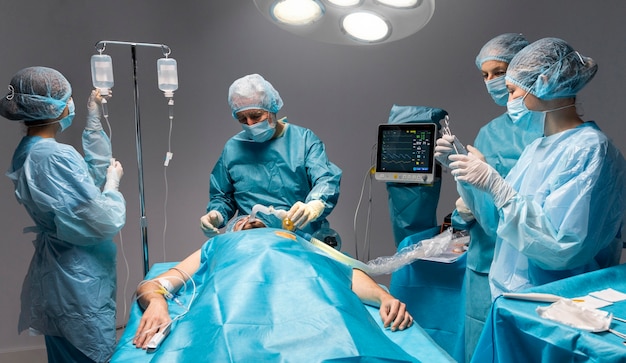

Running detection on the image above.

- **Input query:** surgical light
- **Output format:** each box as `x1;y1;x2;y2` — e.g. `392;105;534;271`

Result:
271;0;323;25
341;12;389;43
328;0;362;7
375;0;420;8
253;0;435;45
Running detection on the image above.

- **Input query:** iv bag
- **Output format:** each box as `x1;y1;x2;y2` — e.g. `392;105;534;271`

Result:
90;54;114;96
157;58;178;97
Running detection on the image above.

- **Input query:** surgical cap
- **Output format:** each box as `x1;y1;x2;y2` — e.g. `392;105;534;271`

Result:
225;214;270;233
228;74;283;119
0;66;72;122
475;33;529;69
226;215;250;233
506;37;597;100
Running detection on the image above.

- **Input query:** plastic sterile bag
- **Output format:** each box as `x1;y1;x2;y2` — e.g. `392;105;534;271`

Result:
536;298;612;332
365;228;456;276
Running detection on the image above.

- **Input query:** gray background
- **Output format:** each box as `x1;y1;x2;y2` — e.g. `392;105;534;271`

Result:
1;0;624;355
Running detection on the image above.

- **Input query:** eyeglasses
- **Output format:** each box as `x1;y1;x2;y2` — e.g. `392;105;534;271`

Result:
236;110;268;124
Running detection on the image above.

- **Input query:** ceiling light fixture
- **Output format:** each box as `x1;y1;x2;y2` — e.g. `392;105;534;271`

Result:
253;0;435;45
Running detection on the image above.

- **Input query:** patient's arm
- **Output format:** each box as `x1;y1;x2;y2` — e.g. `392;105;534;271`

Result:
351;269;413;332
133;249;202;349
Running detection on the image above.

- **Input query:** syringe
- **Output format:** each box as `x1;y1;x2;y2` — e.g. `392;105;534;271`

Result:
441;115;467;155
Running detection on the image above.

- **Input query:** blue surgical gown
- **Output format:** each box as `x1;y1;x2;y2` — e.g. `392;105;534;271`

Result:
451;112;542;362
6;129;126;362
208;119;342;234
462;122;625;298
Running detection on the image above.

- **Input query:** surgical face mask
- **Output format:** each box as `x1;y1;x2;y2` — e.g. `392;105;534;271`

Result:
241;118;275;142
506;92;534;124
58;99;75;132
485;76;509;106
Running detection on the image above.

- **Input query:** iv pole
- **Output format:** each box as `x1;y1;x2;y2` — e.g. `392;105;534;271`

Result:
95;40;172;276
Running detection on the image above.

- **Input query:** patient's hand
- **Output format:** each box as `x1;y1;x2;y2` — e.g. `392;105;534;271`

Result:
379;296;413;332
133;298;171;349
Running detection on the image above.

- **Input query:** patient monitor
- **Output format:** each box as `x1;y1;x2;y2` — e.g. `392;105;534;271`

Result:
375;123;437;184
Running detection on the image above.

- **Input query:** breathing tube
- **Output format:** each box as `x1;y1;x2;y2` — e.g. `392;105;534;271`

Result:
249;204;455;276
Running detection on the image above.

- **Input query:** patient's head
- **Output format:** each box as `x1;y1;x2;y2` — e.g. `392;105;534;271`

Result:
226;215;267;232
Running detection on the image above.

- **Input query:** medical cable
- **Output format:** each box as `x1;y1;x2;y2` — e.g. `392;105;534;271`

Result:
95;96;130;330
352;158;375;260
162;105;174;262
353;143;377;261
117;230;131;332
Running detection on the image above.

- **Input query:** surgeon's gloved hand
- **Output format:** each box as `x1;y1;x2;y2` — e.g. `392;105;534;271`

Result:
287;200;325;229
467;145;486;163
455;197;475;223
104;158;124;192
434;134;456;169
200;210;224;238
449;152;516;208
86;89;104;130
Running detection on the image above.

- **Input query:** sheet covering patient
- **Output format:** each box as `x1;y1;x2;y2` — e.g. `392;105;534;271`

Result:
123;224;416;362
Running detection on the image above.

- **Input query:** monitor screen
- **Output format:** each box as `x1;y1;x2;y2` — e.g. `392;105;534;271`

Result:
375;123;437;184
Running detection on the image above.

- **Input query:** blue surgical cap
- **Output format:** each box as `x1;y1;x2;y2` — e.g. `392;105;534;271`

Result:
228;74;283;119
506;37;598;100
475;33;530;69
226;215;250;233
0;66;72;122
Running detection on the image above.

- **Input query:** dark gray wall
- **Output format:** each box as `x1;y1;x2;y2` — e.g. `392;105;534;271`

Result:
1;0;624;353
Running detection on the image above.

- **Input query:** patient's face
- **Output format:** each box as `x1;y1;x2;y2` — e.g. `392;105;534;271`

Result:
234;216;267;231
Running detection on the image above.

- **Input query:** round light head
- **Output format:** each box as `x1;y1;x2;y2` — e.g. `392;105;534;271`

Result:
271;0;324;25
341;11;390;43
375;0;420;9
327;0;362;7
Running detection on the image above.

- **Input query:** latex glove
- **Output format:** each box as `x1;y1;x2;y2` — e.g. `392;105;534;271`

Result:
434;134;456;169
455;197;475;223
104;158;123;191
449;152;516;208
200;210;224;238
467;145;486;163
86;89;105;130
287;200;325;229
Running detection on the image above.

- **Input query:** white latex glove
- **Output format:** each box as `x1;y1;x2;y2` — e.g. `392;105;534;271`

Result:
467;145;486;163
200;210;224;238
104;158;123;191
86;89;105;130
455;197;475;223
287;200;325;229
434;134;456;169
449;152;516;208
